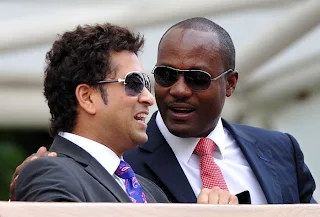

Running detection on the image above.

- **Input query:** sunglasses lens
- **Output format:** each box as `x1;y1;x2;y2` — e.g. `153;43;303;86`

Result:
153;66;211;90
124;72;145;96
184;71;211;91
153;67;178;87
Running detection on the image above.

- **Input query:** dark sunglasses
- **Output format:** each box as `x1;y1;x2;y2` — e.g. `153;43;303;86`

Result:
96;72;151;96
152;66;233;91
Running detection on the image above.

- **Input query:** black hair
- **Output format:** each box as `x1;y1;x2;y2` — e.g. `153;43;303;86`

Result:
44;23;144;136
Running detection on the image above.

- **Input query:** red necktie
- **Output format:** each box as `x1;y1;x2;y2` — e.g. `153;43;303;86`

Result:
194;138;228;190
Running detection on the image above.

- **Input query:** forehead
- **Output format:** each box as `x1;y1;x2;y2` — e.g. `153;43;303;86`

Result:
110;51;144;77
157;28;224;74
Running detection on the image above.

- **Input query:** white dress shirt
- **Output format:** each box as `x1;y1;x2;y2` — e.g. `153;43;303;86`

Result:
58;132;127;192
156;113;267;204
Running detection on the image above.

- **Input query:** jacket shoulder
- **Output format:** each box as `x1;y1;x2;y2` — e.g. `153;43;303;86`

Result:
15;156;84;201
227;122;292;140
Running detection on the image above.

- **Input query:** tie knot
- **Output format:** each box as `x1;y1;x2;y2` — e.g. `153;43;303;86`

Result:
194;138;216;157
115;160;135;179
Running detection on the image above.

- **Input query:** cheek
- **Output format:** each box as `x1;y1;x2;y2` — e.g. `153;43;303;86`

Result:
211;81;227;98
121;98;138;115
198;87;226;111
154;85;167;102
108;96;134;120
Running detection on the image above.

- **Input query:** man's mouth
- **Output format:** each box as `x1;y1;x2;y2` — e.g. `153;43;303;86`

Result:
169;107;195;113
168;103;195;114
134;113;148;123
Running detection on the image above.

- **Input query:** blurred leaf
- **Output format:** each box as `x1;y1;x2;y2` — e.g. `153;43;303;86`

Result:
0;143;26;200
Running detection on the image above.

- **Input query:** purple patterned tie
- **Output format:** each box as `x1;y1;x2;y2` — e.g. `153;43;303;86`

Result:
115;160;147;203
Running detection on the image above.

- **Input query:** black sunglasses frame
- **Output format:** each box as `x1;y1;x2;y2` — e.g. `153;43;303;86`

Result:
152;66;233;91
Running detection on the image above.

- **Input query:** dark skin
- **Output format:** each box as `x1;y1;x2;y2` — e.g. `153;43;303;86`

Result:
10;27;238;200
155;28;238;137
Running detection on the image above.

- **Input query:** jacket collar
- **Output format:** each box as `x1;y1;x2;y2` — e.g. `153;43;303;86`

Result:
50;136;131;202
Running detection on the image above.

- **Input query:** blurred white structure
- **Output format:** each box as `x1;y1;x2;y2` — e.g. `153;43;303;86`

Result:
0;0;319;200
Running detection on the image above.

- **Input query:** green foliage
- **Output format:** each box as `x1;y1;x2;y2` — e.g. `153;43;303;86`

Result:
0;143;26;200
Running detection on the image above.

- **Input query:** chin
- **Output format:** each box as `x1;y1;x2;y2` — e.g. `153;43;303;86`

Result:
168;128;194;138
139;134;148;144
166;124;196;138
132;133;148;146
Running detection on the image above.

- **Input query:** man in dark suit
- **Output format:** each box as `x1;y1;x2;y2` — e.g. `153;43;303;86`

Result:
16;136;168;203
14;23;168;203
123;17;316;204
11;18;316;204
13;22;238;204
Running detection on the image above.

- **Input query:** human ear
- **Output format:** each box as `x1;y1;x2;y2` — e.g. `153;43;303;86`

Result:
226;71;238;97
75;84;97;115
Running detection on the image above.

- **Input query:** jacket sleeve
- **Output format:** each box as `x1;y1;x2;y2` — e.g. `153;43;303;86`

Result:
15;157;85;202
286;133;317;203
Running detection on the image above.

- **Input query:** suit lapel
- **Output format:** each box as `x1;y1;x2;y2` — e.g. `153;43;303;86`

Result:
140;113;197;203
50;136;131;203
222;120;283;203
84;162;131;202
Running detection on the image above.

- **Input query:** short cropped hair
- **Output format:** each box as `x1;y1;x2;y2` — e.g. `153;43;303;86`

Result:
159;17;235;70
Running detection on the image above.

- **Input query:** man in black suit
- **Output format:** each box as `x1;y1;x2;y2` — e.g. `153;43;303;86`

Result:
13;22;238;204
14;23;168;203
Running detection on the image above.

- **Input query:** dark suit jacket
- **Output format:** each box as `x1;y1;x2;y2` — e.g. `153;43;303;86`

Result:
15;136;169;203
124;112;316;204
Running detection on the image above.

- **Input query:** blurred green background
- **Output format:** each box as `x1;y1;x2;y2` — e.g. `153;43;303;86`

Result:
0;129;52;200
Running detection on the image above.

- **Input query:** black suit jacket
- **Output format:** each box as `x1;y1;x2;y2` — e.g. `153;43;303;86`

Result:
15;136;169;203
124;112;316;204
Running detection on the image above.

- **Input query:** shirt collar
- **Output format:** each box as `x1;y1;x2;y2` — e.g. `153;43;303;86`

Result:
58;132;121;176
155;112;227;164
